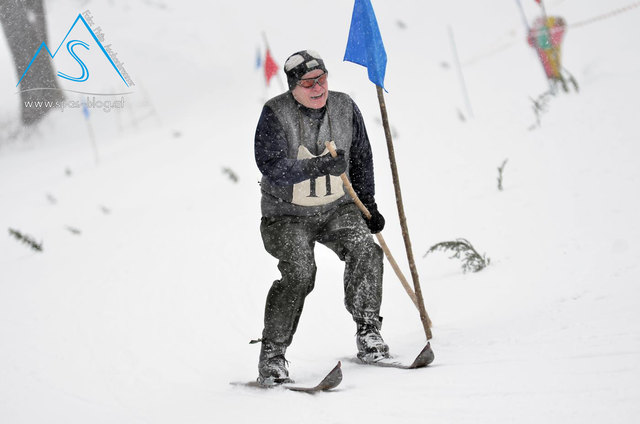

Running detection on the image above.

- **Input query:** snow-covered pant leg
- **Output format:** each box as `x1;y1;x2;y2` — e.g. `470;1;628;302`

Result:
318;204;384;325
260;216;317;349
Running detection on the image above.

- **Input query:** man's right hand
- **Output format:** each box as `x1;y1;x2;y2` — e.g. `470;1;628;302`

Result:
305;149;347;177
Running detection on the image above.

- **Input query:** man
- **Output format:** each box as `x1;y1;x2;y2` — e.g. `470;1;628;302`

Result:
254;50;388;385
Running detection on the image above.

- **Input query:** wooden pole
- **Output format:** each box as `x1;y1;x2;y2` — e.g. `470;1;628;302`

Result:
539;0;549;18
325;142;419;310
514;0;531;31
375;87;433;340
448;25;474;119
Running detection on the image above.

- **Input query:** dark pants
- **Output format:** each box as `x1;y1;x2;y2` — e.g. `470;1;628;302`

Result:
260;203;384;352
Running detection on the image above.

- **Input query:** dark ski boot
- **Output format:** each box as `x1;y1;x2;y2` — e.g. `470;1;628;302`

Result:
356;321;390;363
258;342;293;386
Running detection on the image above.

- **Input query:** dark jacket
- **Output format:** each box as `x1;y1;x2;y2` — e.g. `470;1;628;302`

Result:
255;90;376;217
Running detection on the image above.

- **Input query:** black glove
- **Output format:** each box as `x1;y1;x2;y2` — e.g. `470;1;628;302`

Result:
304;149;347;177
364;204;385;234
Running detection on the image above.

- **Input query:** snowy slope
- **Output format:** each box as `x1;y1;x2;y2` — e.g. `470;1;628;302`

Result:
1;0;639;423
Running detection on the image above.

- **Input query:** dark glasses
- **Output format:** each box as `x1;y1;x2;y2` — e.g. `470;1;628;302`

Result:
297;72;328;89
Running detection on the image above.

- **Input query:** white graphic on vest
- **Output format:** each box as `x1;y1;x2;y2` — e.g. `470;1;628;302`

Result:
292;144;345;206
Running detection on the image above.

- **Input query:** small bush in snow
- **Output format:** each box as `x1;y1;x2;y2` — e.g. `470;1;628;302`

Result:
8;228;43;252
497;159;508;191
65;226;82;235
423;238;489;273
222;167;239;183
529;91;553;129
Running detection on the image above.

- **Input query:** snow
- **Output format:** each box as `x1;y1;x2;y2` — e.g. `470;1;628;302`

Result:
1;0;639;423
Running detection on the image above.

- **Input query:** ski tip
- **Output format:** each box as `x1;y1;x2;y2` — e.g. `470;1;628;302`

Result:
284;361;343;393
317;361;343;391
409;342;435;369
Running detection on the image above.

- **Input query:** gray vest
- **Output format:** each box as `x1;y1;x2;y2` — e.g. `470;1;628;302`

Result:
261;91;354;217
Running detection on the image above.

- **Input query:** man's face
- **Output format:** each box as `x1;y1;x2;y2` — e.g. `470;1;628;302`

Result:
291;69;329;109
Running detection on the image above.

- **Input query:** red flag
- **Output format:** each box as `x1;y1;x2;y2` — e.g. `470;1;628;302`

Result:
264;49;279;86
534;0;541;3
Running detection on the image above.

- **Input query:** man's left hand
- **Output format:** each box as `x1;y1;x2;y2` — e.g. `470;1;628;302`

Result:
364;208;385;234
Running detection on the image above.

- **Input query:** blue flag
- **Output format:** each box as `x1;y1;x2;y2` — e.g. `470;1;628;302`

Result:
344;0;387;89
255;47;262;69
